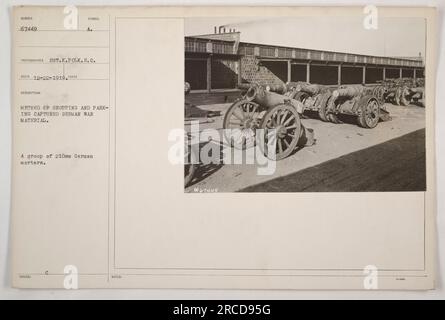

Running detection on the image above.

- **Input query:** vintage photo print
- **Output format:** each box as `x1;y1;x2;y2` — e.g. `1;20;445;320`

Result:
184;16;426;193
10;6;436;290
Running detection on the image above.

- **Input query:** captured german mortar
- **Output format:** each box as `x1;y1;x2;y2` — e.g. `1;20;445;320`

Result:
373;77;425;106
284;82;334;122
325;85;390;128
396;85;424;106
284;81;308;93
372;80;402;106
223;84;314;160
404;87;424;104
371;85;389;105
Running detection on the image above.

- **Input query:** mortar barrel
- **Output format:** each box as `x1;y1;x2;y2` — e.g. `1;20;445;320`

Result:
332;85;365;99
266;83;288;94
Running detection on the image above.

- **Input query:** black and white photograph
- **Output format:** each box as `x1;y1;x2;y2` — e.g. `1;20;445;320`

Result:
184;16;426;192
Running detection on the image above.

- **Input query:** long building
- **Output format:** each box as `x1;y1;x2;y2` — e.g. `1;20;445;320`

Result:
185;30;424;93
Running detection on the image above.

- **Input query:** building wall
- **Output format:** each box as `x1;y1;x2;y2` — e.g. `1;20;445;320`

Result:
240;55;286;86
341;66;363;84
310;65;338;85
366;67;384;83
211;59;238;89
402;69;414;78
386;68;400;79
416;69;424;78
291;64;307;82
185;59;207;90
185;52;424;92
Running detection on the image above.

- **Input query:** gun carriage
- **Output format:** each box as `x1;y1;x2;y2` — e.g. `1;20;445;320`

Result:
223;84;308;160
326;85;386;128
285;82;386;128
283;82;334;122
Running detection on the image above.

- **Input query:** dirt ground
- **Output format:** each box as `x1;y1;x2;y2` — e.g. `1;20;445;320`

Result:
185;102;426;193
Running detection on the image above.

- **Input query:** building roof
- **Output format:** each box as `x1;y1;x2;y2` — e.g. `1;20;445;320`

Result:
185;35;424;68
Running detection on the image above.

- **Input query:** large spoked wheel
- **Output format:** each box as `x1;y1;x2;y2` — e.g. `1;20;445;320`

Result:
399;86;410;106
223;99;261;149
372;85;386;105
260;104;301;160
317;92;332;122
358;96;380;129
324;95;342;124
394;87;402;106
294;91;311;111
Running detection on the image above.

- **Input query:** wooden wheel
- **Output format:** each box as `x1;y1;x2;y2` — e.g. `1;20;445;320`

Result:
399;86;411;106
293;91;312;111
223;99;261;149
358;96;380;129
394;86;402;106
372;85;386;105
324;95;342;124
317;92;332;122
260;104;301;160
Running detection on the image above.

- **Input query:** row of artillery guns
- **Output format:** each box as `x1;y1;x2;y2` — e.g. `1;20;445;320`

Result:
273;81;387;128
371;77;425;106
230;81;388;130
222;81;388;160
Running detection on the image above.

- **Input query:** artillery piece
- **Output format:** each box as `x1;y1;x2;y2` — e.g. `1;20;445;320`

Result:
282;82;334;122
401;87;424;105
372;79;405;106
373;77;425;106
325;85;388;129
395;83;424;106
255;82;386;128
223;84;311;160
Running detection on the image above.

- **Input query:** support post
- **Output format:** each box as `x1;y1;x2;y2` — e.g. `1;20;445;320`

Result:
237;58;242;87
413;69;417;82
306;63;310;83
206;56;211;93
287;60;291;83
362;66;366;85
399;68;403;79
337;65;341;85
383;67;386;80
